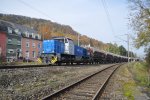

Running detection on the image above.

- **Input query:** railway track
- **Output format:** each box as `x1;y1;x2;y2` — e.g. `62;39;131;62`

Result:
0;64;92;69
0;64;49;69
42;64;122;100
0;63;109;69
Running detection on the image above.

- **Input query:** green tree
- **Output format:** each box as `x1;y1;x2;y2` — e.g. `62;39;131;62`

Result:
107;43;120;54
119;45;127;56
129;0;150;64
145;48;150;64
128;0;150;48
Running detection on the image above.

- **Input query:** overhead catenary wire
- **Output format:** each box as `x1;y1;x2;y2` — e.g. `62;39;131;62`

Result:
17;0;52;20
17;0;54;39
99;0;138;59
100;0;115;36
100;0;130;48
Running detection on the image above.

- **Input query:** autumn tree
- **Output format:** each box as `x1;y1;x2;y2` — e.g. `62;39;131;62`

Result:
0;13;108;52
128;0;150;64
128;0;150;48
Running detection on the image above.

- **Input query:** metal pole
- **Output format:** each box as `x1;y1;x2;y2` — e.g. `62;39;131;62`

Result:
78;34;79;46
43;33;44;40
127;34;129;66
42;32;45;40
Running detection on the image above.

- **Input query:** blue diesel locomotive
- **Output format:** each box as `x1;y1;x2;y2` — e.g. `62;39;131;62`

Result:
41;37;92;65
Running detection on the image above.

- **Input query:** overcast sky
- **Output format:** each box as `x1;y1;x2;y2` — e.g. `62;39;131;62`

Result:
0;0;145;57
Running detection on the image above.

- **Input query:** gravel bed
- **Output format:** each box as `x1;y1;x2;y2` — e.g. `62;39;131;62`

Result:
100;64;128;100
0;64;113;100
100;64;150;100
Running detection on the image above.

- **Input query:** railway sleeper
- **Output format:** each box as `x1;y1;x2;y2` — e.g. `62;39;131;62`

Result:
68;92;94;97
62;93;91;99
71;90;96;95
75;88;96;93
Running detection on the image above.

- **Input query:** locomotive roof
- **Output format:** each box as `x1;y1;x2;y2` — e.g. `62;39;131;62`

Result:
52;36;73;41
0;20;14;28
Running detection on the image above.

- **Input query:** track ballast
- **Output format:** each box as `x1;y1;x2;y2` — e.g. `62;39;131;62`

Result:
42;64;122;100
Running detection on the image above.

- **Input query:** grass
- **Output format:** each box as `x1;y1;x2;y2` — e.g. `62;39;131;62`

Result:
119;64;137;100
129;62;150;87
123;81;136;100
120;62;150;99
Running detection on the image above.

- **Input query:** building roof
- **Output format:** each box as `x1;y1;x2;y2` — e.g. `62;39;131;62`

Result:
0;20;37;34
0;20;14;28
14;24;37;34
0;20;41;40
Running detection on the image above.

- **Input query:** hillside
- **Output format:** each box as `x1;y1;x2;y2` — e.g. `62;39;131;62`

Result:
0;13;136;56
0;13;108;50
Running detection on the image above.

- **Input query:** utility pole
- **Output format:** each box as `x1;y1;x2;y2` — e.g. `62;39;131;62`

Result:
115;34;130;66
78;34;80;46
127;34;130;66
42;32;46;40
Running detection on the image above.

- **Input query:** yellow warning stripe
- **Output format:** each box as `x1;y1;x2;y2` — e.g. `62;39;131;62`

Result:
51;56;57;64
37;58;42;64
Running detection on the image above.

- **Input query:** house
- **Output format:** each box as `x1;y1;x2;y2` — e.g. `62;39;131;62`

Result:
17;25;42;61
0;24;7;61
0;20;21;62
0;20;42;62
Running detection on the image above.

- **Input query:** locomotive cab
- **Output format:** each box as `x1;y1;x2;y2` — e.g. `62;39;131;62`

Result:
52;37;74;55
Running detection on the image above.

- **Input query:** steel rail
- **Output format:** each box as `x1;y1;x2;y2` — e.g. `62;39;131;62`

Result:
42;64;121;100
0;64;49;69
92;64;122;100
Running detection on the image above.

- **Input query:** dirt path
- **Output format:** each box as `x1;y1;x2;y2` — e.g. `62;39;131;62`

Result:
101;64;150;100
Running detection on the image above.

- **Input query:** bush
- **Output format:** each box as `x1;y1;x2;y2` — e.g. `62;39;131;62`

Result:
132;62;149;87
146;48;150;65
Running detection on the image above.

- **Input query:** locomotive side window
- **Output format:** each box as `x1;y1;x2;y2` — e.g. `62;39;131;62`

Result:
54;38;64;43
65;38;68;43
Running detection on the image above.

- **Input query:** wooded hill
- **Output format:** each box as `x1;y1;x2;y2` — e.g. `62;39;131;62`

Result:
0;13;131;56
